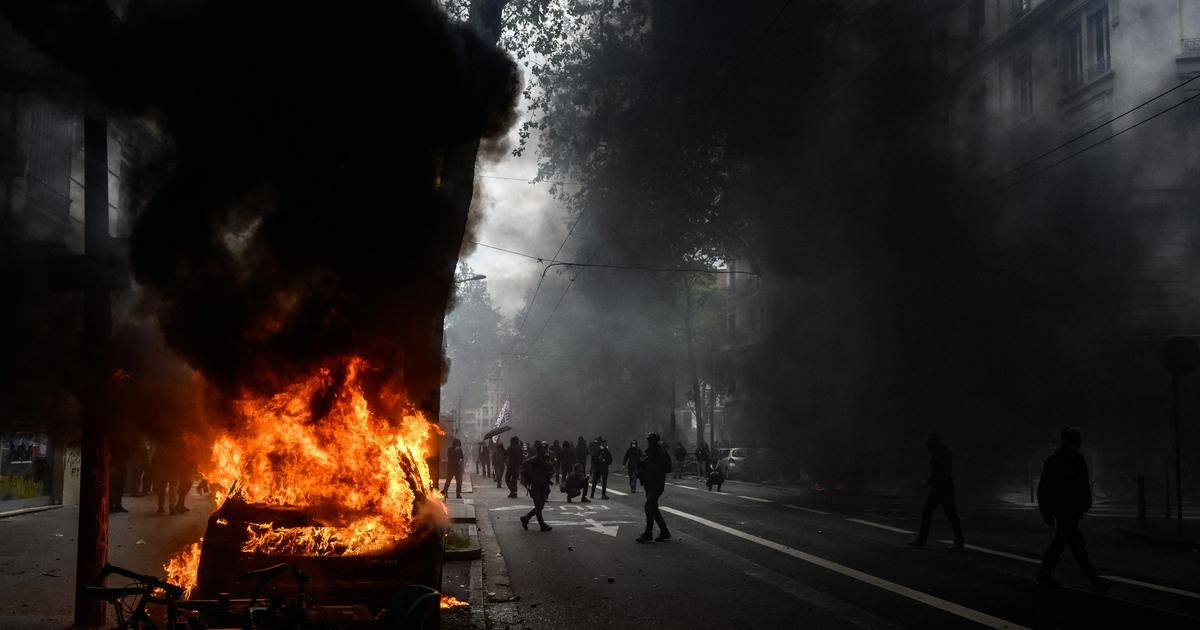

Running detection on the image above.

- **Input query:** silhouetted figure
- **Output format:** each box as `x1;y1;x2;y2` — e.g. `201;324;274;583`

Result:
695;440;711;476
505;436;522;498
476;441;487;476
109;440;128;514
559;437;576;485
443;438;465;499
575;436;588;477
131;440;151;497
173;449;195;515
519;442;554;531
492;441;506;488
150;442;172;515
550;440;562;482
1036;427;1109;594
908;433;964;550
673;443;687;479
563;463;589;503
622;440;642;493
706;466;725;492
591;440;613;499
636;432;672;543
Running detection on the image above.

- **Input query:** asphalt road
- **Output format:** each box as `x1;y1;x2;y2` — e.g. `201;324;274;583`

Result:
473;472;1200;630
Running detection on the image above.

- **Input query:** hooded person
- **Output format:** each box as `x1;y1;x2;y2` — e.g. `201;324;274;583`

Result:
907;433;964;550
442;438;464;499
560;437;576;485
519;441;554;532
590;439;613;499
505;435;523;498
575;436;589;477
1036;427;1109;594
635;432;672;543
622;440;643;493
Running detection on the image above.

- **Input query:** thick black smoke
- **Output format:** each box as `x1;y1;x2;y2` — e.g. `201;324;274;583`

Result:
5;1;520;406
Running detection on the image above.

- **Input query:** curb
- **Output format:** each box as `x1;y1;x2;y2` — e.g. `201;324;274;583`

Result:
0;504;62;519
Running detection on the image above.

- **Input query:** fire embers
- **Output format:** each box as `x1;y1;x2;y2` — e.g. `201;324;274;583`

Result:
166;356;445;595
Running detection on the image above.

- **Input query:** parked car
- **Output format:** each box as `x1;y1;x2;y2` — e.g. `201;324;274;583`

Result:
717;447;776;481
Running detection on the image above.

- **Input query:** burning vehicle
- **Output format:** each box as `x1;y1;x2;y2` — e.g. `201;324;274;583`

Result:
165;358;449;614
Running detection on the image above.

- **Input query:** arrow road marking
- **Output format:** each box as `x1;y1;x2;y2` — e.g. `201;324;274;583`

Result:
583;518;620;537
660;506;1028;630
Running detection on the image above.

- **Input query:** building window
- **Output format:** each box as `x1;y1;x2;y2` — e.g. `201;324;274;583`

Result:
1013;0;1032;18
1013;57;1033;117
1087;5;1110;78
969;0;986;50
1060;3;1110;92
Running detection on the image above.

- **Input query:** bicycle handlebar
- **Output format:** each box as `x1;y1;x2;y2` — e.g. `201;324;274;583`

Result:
95;563;185;599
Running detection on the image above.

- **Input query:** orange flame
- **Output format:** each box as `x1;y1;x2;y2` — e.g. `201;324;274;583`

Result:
164;541;202;599
164;356;444;594
440;595;469;609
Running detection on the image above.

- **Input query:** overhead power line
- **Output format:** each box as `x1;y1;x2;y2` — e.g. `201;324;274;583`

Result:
522;274;576;355
1001;88;1200;189
476;173;583;186
991;72;1200;185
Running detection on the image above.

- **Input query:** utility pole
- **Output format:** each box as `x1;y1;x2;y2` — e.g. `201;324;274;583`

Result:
74;116;114;629
1163;336;1197;537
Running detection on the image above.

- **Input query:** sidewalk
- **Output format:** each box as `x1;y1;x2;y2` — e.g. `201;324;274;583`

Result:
0;492;214;629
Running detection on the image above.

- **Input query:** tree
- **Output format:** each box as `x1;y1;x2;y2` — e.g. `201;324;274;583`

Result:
443;263;509;414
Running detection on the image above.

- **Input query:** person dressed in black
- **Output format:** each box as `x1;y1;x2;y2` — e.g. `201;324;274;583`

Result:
562;463;590;503
636;432;672;543
908;433;964;550
559;437;576;488
622;440;642;493
575;436;589;477
1036;427;1109;594
550;440;563;483
673;443;687;479
695;440;711;476
443;438;465;499
476;441;488;476
492;440;507;489
519;441;554;532
505;436;522;498
591;439;613;499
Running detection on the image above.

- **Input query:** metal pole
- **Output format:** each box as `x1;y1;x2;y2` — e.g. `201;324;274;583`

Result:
1173;372;1184;536
74;116;111;629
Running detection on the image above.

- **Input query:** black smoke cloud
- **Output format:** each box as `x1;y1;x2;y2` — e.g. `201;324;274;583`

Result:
5;0;520;405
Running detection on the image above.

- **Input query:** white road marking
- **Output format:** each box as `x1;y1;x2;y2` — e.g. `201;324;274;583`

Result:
583;517;620;537
934;541;1200;601
1103;576;1200;600
845;518;917;535
489;505;534;512
737;495;772;503
785;504;832;515
606;489;628;496
668;483;699;490
660;506;1028;630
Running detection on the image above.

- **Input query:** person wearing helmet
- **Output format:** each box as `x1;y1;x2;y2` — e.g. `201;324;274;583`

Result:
591;439;613;500
519;441;554;532
1036;428;1109;594
622;440;643;493
635;432;672;543
908;432;965;550
505;436;522;498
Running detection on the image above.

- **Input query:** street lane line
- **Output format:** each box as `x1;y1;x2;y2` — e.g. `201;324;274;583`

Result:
785;505;832;515
1104;576;1200;600
737;495;772;503
606;489;628;496
938;541;1037;565
845;518;916;535
934;540;1200;601
668;483;699;490
660;506;1029;630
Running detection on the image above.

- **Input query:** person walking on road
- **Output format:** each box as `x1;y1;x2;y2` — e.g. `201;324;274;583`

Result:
575;436;589;477
1036;427;1109;594
623;440;642;493
559;437;576;487
492;440;507;489
591;439;613;499
505;436;522;498
673;442;687;479
695;440;711;476
476;441;488;476
443;438;465;499
636;433;672;543
908;433;964;550
519;441;554;532
550;440;563;483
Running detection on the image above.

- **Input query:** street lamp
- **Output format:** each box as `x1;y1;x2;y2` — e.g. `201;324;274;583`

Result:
455;274;487;283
